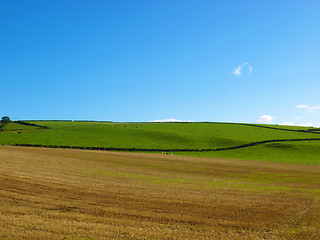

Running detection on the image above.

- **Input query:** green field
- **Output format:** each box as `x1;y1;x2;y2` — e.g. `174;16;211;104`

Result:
1;121;320;164
183;141;320;165
1;122;320;239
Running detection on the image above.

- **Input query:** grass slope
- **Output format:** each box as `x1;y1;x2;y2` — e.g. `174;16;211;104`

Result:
180;141;320;165
1;121;320;164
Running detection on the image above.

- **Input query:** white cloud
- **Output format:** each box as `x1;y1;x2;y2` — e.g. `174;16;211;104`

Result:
276;120;319;128
296;105;309;109
298;122;313;127
296;104;320;112
232;66;242;76
257;115;275;124
149;119;193;123
280;121;294;126
231;62;253;76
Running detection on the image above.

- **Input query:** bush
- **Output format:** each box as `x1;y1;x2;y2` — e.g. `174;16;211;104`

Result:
1;116;11;126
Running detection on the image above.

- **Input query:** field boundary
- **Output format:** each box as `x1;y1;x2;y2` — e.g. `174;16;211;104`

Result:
18;121;320;134
222;122;320;135
14;121;50;129
5;138;320;152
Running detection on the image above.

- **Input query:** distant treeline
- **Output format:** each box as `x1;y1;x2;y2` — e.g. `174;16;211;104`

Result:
14;121;50;129
7;138;320;152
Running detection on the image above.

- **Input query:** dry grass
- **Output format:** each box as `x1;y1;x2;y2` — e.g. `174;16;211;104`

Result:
0;146;320;239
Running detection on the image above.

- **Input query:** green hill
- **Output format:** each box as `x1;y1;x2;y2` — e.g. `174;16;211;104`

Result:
1;121;320;164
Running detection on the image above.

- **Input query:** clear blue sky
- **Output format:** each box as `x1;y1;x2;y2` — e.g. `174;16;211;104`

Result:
1;1;320;126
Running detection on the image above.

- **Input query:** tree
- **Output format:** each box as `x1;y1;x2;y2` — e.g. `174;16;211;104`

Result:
1;116;11;126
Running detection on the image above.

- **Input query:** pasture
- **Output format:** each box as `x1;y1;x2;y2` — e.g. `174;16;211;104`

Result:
182;141;320;165
0;146;320;239
1;121;320;165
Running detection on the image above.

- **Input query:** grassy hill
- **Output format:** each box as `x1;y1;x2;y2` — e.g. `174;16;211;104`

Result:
1;121;320;164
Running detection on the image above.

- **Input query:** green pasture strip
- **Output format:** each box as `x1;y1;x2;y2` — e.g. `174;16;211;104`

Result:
0;121;318;150
5;138;320;153
177;141;320;165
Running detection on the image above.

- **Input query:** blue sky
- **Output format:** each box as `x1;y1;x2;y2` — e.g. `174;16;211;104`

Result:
1;1;320;126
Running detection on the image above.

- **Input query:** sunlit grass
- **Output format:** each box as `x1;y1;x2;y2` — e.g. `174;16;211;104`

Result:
1;121;320;165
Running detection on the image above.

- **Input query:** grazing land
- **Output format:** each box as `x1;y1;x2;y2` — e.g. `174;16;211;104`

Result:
0;146;320;239
1;121;320;164
183;140;320;165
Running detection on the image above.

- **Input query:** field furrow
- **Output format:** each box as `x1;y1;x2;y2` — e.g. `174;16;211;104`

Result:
1;146;320;239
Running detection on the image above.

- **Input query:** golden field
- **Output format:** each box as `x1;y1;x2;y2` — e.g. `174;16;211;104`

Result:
0;146;320;239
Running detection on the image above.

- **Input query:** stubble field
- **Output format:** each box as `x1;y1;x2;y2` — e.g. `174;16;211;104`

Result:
0;146;320;239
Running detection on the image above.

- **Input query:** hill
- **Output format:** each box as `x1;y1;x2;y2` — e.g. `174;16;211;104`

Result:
1;121;320;164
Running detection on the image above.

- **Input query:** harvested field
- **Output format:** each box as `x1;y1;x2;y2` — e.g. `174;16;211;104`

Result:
0;146;320;239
